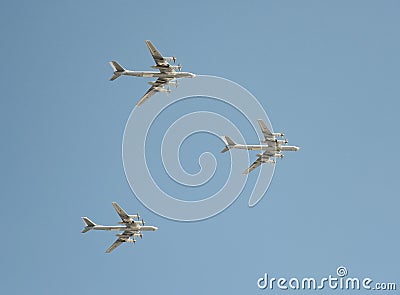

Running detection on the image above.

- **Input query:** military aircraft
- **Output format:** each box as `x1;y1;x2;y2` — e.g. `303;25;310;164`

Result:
221;119;300;174
109;40;196;106
81;202;158;253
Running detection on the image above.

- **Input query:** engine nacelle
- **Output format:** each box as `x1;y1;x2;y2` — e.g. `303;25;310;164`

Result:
171;64;182;71
274;154;284;158
256;154;275;162
129;214;140;220
150;65;168;69
126;238;136;244
273;132;285;137
164;56;177;63
133;219;145;226
167;80;179;88
266;159;276;164
277;139;288;145
154;87;171;93
118;221;135;224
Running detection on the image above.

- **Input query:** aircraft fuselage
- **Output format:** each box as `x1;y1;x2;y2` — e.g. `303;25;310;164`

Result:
91;224;158;231
122;70;196;79
231;144;300;152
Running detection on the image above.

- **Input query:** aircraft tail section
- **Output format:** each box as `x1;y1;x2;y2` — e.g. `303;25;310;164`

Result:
221;136;236;153
109;61;125;72
109;61;125;81
81;217;96;233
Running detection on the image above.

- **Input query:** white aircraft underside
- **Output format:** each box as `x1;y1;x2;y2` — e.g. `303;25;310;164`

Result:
109;40;196;106
121;71;195;79
229;144;299;152
221;119;300;174
81;202;158;253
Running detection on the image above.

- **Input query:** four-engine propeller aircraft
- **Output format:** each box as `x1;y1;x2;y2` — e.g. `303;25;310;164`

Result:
221;119;300;174
81;202;158;253
109;40;196;106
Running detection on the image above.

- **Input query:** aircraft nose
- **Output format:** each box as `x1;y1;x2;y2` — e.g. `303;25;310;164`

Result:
154;227;158;231
191;74;196;78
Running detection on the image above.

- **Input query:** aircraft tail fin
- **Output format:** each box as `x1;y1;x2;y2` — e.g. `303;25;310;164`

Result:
220;136;236;153
81;217;96;233
109;61;125;81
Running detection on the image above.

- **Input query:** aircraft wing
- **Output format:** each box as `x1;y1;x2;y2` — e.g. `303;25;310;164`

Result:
257;119;276;143
112;202;131;223
243;151;273;174
105;230;137;253
145;40;173;72
106;238;124;253
243;157;263;174
136;77;172;107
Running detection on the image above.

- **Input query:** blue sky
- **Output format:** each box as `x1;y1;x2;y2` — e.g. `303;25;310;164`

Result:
1;1;400;294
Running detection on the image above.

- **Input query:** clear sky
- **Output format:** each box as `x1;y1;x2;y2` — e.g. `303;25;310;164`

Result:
1;1;400;294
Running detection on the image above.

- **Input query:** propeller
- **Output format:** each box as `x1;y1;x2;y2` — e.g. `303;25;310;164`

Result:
141;219;145;226
177;63;182;71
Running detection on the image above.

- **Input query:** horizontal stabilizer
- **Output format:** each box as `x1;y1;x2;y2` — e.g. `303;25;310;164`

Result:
109;74;119;81
81;227;91;234
109;61;125;72
220;136;236;153
223;136;235;146
81;217;96;233
109;61;125;81
221;146;229;153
